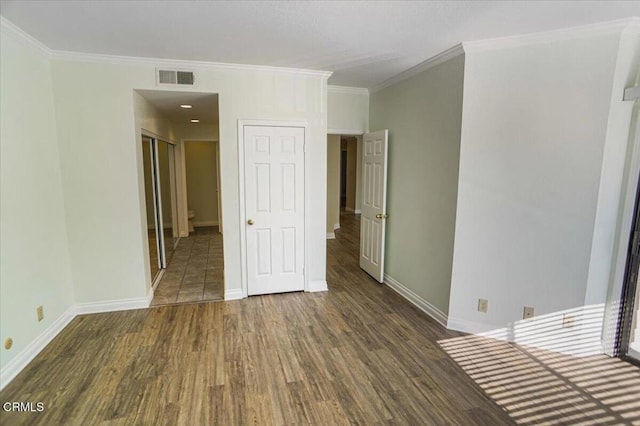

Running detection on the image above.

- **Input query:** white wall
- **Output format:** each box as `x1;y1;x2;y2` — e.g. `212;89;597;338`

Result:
0;23;75;373
327;86;369;134
326;135;341;235
369;55;465;316
448;32;625;336
50;58;329;302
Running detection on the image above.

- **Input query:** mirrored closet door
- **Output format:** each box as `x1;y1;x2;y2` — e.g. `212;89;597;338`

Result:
142;134;178;284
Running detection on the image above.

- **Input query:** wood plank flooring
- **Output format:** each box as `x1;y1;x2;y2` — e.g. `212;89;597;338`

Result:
7;213;626;425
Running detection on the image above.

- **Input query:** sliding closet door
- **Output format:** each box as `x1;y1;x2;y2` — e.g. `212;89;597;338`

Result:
142;136;162;281
156;140;176;264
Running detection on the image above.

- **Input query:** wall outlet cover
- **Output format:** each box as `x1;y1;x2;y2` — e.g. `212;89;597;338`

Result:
523;306;535;319
478;298;488;313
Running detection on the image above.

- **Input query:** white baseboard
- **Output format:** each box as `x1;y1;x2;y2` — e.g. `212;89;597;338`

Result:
151;270;164;291
307;280;328;292
0;305;76;391
383;273;448;327
354;209;361;214
446;316;495;335
75;296;150;315
146;287;155;304
193;220;219;227
224;288;244;301
333;223;340;230
326;232;336;239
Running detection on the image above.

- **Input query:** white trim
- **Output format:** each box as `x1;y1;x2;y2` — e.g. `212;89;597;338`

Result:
141;128;178;145
383;274;448;328
327;128;366;136
326;232;336;239
224;288;244;301
463;17;640;54
146;287;155;304
193;220;219;227
371;44;464;93
151;269;164;291
51;50;333;78
237;120;310;298
328;85;369;95
74;297;150;315
307;280;328;292
354;209;362;214
446;316;496;335
625;87;640;101
333;223;340;231
0;16;51;57
0;306;76;391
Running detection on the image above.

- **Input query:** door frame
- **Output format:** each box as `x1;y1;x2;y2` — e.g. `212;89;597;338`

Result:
604;98;640;356
180;138;221;235
238;119;310;298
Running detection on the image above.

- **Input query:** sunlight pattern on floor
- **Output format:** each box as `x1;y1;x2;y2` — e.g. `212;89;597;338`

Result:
439;334;640;425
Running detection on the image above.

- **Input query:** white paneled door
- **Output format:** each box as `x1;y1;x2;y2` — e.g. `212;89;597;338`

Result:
244;125;305;296
360;130;389;282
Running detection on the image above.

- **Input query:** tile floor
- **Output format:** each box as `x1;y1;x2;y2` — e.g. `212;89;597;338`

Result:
151;226;224;306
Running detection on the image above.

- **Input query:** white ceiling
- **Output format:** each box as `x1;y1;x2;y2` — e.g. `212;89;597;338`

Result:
1;1;639;88
137;90;219;126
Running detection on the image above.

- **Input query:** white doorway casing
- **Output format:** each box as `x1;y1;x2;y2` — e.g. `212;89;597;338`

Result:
238;120;312;296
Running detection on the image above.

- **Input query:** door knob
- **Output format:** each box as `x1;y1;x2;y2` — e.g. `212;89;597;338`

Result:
376;214;389;219
247;219;254;225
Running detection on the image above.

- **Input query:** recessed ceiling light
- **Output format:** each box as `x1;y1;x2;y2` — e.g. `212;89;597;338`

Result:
180;104;193;109
190;119;200;123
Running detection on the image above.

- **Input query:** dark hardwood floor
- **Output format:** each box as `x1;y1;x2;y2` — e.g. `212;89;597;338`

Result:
6;213;636;424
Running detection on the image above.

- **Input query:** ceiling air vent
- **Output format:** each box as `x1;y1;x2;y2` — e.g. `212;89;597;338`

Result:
157;69;195;86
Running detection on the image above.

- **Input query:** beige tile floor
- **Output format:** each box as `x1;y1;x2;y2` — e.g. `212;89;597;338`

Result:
151;226;224;306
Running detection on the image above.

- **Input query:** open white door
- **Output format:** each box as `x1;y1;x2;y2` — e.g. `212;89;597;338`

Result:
243;125;305;295
360;129;389;282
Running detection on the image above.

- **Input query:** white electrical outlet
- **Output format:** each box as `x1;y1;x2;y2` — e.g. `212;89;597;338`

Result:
478;299;488;313
523;306;534;319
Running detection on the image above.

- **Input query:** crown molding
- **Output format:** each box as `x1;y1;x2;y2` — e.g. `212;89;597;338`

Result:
370;43;464;93
327;85;369;96
50;50;333;78
0;16;51;57
464;17;640;53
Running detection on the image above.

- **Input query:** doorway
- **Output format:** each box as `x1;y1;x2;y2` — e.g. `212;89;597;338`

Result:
240;123;306;296
326;131;390;283
327;134;361;239
617;171;640;363
134;89;223;306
